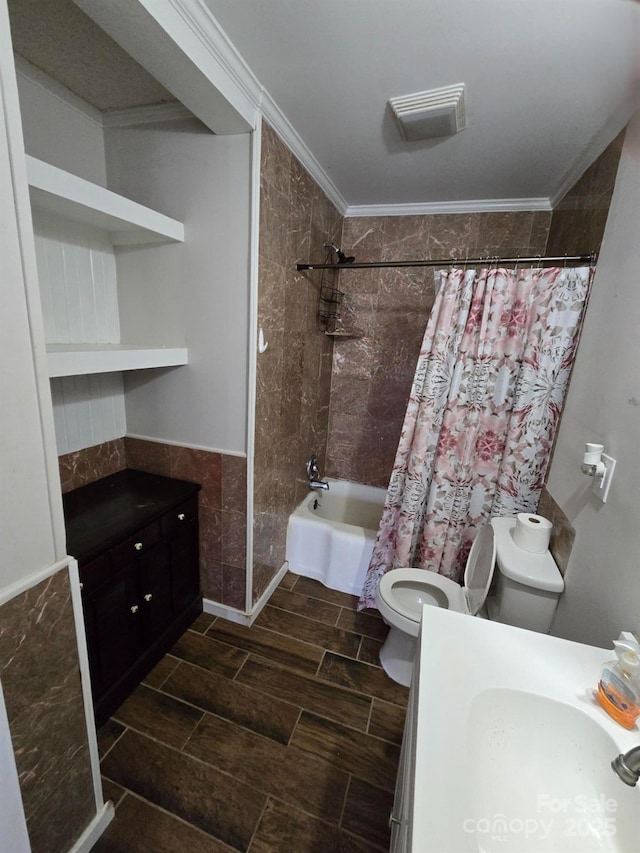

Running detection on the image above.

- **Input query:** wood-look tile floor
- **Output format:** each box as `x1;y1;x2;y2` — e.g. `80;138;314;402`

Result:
94;573;407;853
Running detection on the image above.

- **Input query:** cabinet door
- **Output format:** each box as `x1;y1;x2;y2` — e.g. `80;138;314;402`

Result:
170;519;200;615
138;539;174;647
82;566;139;699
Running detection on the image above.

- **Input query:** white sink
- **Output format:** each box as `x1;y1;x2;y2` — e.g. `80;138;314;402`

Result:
407;608;640;852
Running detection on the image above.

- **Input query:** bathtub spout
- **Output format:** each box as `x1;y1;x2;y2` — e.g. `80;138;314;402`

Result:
306;455;329;491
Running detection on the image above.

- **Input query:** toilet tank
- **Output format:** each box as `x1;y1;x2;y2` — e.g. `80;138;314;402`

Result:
487;517;564;634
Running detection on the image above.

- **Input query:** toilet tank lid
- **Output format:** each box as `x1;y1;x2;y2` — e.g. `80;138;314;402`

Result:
490;517;564;594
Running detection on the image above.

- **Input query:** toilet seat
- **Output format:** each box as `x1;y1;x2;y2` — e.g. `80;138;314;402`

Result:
377;568;466;624
376;524;496;634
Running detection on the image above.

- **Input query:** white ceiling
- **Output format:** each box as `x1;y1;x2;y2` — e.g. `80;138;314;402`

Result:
204;0;639;210
8;0;175;111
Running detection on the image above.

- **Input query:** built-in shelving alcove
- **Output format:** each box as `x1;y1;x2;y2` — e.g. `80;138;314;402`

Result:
27;155;188;379
11;0;253;460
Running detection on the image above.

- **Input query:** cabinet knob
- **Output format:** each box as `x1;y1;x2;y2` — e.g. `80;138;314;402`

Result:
79;582;83;590
178;513;186;521
134;542;143;551
130;605;139;614
144;593;153;602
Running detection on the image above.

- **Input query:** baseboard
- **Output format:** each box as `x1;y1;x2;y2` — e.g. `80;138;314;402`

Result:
246;561;289;625
202;598;251;625
68;802;114;853
202;561;289;626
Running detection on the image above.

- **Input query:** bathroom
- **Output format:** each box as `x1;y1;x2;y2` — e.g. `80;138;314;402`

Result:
1;0;640;851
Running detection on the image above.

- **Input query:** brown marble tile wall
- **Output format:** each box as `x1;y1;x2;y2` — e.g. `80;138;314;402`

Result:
0;568;96;852
253;121;342;602
124;438;247;610
537;487;575;577
546;131;625;256
327;211;551;487
59;437;126;493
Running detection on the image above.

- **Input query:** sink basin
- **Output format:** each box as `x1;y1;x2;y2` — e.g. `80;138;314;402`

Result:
469;689;638;851
407;608;640;852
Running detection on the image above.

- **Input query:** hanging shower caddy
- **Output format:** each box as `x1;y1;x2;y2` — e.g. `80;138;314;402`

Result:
313;242;363;337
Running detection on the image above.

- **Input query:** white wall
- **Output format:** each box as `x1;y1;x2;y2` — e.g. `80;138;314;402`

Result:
548;111;640;647
33;210;120;344
106;119;251;454
15;63;127;454
0;102;58;584
51;374;126;455
15;57;106;186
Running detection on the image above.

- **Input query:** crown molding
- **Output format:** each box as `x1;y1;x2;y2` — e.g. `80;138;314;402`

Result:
258;89;348;215
14;54;104;128
170;1;348;214
167;0;262;114
549;115;630;209
15;55;197;131
102;102;194;127
345;198;553;217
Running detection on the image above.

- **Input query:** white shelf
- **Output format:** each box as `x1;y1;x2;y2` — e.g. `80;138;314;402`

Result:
26;156;185;245
47;344;188;377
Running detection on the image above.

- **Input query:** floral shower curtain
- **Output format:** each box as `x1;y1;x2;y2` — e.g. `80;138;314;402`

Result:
360;265;593;609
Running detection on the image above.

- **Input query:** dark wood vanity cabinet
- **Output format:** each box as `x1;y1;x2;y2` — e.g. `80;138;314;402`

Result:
64;470;201;726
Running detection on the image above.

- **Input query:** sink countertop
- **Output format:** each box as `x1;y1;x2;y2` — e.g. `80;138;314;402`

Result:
411;607;640;852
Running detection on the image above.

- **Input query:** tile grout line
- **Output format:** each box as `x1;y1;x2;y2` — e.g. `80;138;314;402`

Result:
287;705;304;746
132;677;302;747
318;650;409;708
231;650;251;681
104;718;300;796
122;788;239;851
365;693;375;735
176;625;324;677
97;722;128;763
105;784;128;811
262;600;344;631
208;619;329;665
245;794;270;852
294;704;403;748
283;578;359;610
315;647;327;679
256;603;366;651
144;655;181;691
177;709;207;754
337;773;352;832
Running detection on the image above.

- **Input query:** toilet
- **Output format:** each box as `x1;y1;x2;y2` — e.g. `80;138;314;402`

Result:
375;516;564;686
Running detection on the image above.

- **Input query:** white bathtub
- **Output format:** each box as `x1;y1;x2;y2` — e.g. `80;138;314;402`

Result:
286;478;387;597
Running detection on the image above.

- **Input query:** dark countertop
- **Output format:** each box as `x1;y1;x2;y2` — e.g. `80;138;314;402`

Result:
63;469;201;563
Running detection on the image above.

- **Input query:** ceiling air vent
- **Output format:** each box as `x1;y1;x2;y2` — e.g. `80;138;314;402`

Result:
389;83;466;142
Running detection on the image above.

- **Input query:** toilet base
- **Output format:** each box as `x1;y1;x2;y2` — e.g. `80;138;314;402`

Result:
379;625;417;688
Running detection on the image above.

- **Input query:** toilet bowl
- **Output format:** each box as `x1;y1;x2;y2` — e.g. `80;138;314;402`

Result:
375;516;564;686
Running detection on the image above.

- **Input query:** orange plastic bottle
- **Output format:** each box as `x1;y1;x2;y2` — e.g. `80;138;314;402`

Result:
596;641;640;729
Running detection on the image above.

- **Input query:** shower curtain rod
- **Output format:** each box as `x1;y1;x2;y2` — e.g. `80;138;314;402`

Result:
296;253;595;271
